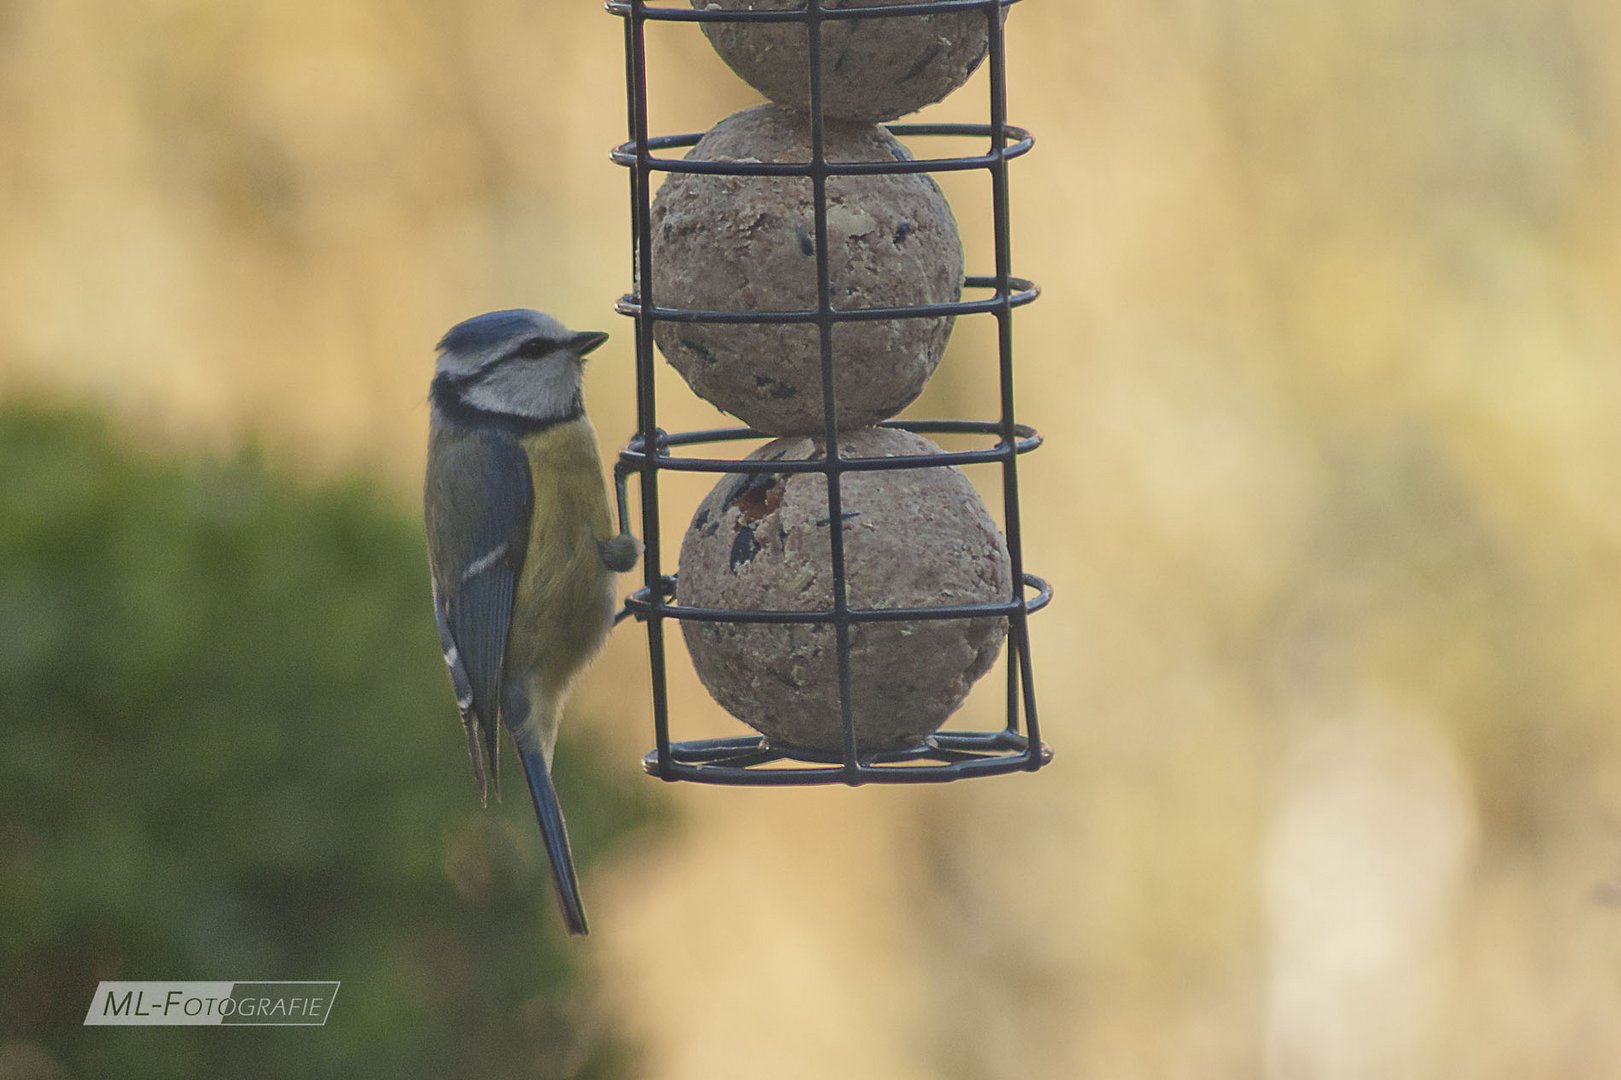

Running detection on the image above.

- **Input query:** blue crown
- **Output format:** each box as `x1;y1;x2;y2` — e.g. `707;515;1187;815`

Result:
437;309;554;354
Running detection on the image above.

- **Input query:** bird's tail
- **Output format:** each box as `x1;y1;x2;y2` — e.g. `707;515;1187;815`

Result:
514;738;589;936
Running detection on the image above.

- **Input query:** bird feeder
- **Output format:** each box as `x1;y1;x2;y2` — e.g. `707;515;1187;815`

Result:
607;0;1051;784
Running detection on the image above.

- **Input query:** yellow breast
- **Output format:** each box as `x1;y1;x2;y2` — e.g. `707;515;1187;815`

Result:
506;417;618;692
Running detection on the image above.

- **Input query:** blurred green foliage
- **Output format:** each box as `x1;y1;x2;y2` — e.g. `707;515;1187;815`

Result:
0;404;656;1079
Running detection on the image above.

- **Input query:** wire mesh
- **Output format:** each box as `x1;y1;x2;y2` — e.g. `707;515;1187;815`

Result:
608;0;1050;785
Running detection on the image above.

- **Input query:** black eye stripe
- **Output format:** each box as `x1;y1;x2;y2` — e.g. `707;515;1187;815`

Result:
508;337;557;360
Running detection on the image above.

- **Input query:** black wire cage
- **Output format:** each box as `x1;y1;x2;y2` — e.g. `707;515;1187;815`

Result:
607;0;1050;785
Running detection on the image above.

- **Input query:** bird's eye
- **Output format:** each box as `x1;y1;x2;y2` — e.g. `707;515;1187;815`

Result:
510;337;554;360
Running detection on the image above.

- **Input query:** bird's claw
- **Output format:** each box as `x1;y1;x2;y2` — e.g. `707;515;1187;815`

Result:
598;532;642;572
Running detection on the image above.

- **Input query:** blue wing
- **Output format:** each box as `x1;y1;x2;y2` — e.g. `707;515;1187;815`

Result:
425;426;533;802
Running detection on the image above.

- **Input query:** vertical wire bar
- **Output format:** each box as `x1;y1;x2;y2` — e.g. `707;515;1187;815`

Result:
985;0;1043;762
1005;605;1021;736
626;1;674;778
805;0;862;783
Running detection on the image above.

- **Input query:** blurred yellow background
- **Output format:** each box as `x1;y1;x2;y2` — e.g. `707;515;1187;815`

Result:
4;1;1620;1077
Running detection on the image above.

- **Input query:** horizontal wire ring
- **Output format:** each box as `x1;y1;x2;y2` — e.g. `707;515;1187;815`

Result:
606;0;1022;24
616;419;1043;475
615;276;1039;326
610;123;1034;177
621;570;1052;625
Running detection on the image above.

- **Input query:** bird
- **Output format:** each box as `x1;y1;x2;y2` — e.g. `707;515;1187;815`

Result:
424;309;640;936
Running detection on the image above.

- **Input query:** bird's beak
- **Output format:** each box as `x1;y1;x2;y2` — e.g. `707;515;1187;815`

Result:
570;330;610;358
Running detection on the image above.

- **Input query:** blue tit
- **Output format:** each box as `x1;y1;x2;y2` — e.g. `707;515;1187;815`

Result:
424;309;641;936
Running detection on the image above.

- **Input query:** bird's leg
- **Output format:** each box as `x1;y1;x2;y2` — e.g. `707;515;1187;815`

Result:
603;461;643;572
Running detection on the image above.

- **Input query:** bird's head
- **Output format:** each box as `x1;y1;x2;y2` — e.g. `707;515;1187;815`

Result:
433;309;609;424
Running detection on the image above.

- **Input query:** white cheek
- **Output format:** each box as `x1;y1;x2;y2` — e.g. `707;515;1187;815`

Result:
460;380;514;415
463;359;581;419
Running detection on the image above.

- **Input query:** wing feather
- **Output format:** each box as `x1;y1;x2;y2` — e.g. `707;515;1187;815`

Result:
425;427;533;801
